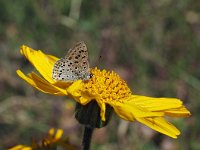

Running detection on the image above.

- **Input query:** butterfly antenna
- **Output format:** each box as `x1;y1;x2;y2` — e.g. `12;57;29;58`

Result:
93;55;102;68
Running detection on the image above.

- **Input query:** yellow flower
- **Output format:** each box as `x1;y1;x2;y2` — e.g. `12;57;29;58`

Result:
9;128;76;150
17;45;191;139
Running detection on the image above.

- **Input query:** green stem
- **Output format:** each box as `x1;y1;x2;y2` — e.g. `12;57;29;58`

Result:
82;126;94;150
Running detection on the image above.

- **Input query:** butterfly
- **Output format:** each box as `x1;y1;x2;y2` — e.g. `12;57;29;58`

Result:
52;41;91;81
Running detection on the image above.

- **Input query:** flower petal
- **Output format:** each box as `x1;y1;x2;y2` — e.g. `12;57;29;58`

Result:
132;95;182;109
112;97;164;121
53;81;73;90
67;80;92;104
165;106;191;117
9;145;32;150
48;128;63;140
54;129;64;139
136;117;180;138
96;100;106;121
17;70;67;95
131;95;191;117
20;45;59;83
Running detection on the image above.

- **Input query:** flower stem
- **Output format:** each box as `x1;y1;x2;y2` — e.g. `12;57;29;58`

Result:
82;126;94;150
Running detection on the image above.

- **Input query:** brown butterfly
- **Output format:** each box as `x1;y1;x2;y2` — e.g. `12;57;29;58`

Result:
52;41;91;81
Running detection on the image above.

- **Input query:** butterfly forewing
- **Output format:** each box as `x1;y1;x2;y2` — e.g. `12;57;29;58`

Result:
52;41;91;81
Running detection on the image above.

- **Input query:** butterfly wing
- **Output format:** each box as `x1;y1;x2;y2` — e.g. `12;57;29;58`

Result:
52;41;90;81
52;58;79;81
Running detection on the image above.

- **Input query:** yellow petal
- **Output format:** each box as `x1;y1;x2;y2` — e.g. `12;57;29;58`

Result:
67;80;83;97
29;73;69;95
53;81;73;90
96;100;106;121
136;117;180;138
132;95;182;110
17;70;67;95
112;97;164;121
9;145;32;150
55;129;64;139
67;80;92;104
48;128;63;140
48;128;55;137
165;106;191;117
20;45;59;84
131;95;191;117
47;54;59;62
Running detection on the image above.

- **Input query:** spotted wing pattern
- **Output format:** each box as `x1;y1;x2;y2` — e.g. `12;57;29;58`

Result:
52;41;90;81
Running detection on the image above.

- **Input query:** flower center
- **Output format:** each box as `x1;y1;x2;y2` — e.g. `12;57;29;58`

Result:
83;68;132;104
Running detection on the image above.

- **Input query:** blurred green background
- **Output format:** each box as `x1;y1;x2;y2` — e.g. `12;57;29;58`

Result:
0;0;198;149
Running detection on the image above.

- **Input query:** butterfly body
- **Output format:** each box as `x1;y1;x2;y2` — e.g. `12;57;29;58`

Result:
52;41;91;81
